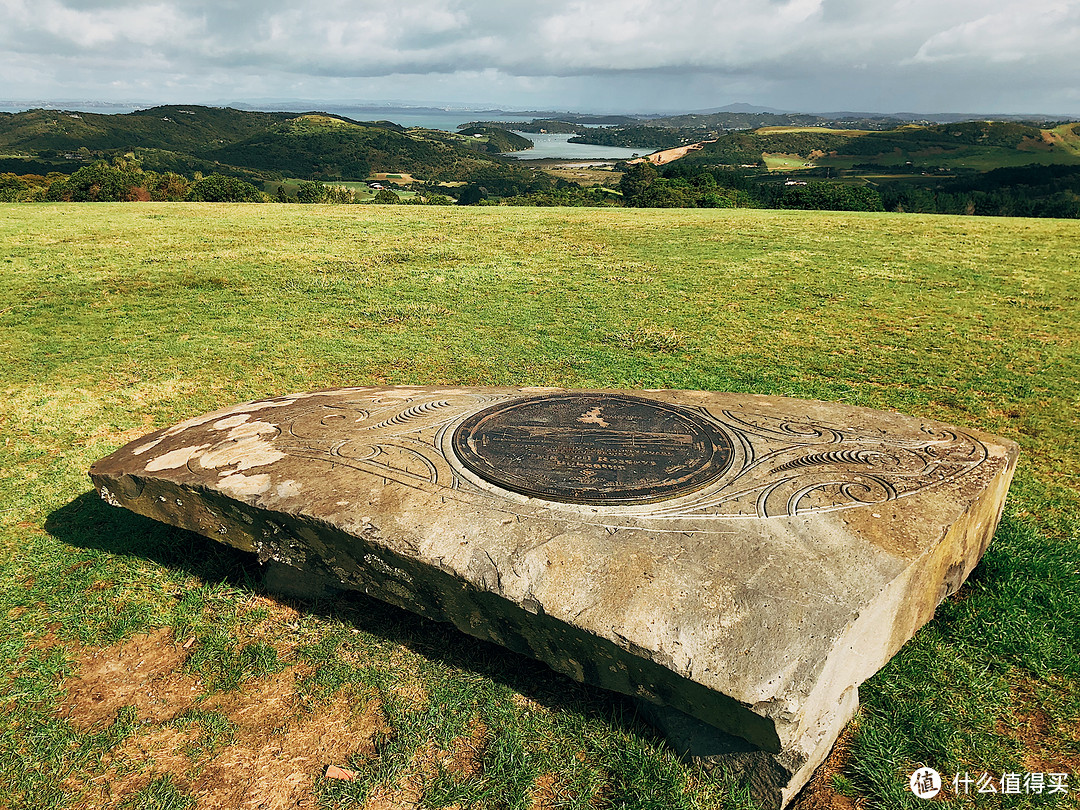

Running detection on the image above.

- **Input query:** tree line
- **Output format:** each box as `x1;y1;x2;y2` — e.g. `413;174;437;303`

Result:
3;155;1076;218
0;160;264;202
618;162;884;211
0;159;443;204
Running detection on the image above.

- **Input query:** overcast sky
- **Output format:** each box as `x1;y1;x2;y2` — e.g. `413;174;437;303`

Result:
2;0;1078;115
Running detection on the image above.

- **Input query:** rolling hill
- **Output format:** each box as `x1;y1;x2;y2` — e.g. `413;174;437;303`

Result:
0;105;518;181
674;120;1080;171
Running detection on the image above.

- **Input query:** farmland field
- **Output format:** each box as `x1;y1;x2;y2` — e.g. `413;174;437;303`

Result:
1;203;1078;809
762;153;812;170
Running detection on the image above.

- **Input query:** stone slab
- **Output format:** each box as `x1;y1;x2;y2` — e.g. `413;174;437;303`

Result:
88;386;1018;807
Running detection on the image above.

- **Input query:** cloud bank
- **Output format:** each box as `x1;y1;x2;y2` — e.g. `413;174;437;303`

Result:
2;0;1078;113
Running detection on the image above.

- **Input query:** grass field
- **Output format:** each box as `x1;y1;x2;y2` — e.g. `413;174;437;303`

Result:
1049;125;1080;158
754;127;868;136
818;145;1080;172
762;153;814;171
1;203;1078;809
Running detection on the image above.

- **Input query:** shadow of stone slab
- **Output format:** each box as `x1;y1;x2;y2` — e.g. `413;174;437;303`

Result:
88;386;1018;808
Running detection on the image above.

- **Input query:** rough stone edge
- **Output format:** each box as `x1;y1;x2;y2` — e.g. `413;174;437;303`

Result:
89;470;783;753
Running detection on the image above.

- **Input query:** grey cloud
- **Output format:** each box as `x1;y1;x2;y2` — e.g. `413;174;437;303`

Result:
2;0;1078;113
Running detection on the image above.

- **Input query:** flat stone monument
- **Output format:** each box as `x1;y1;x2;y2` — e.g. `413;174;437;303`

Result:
89;387;1018;808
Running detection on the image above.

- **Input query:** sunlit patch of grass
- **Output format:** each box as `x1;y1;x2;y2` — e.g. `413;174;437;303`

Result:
1;202;1078;808
603;321;689;353
119;774;194;810
167;709;236;759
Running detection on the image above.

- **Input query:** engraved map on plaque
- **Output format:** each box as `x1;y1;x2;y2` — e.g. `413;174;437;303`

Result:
451;393;735;504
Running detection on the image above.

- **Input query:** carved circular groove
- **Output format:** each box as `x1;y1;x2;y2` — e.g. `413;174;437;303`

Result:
451;393;734;504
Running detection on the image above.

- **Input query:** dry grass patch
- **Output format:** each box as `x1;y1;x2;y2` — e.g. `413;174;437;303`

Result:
190;693;386;810
1004;676;1080;776
56;628;392;809
527;772;571;810
58;628;198;729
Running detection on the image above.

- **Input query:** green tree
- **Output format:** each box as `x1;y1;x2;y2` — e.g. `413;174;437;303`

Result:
0;174;31;202
48;160;147;202
185;174;264;202
638;181;696;208
296;181;326;203
618;162;658;206
152;172;189;201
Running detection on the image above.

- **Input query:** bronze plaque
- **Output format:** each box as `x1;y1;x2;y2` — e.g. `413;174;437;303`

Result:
451;393;734;504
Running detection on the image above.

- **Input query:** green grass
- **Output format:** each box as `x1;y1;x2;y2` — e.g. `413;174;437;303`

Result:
761;153;813;170
1;203;1078;809
820;143;1080;171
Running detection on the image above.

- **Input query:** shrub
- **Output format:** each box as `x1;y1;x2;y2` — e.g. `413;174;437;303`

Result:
372;188;400;204
185;174;265;202
296;181;327;204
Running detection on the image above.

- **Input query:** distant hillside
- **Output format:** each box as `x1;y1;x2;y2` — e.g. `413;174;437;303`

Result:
0;105;300;154
568;126;683;150
0;105;507;181
204;114;497;179
638;111;906;131
455;126;533;153
672;121;1080;170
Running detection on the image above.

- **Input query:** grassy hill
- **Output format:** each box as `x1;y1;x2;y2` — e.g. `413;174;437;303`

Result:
454;126;534;153
2;203;1077;810
0;106;507;181
675;121;1080;172
0;105;300;155
204;114;497;180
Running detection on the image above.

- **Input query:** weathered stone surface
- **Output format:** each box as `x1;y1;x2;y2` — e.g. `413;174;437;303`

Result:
89;386;1018;807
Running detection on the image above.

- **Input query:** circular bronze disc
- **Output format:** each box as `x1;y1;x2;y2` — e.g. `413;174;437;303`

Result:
451;393;733;504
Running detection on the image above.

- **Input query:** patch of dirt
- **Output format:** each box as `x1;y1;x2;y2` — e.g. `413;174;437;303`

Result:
1004;677;1080;774
25;624;62;650
80;661;391;810
108;726;201;796
527;772;567;810
71;725;199;808
192;693;386;810
204;665;308;738
388;678;429;712
630;140;716;166
364;780;423;810
58;628;199;729
60;629;397;810
789;724;860;810
443;720;488;780
235;595;304;650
